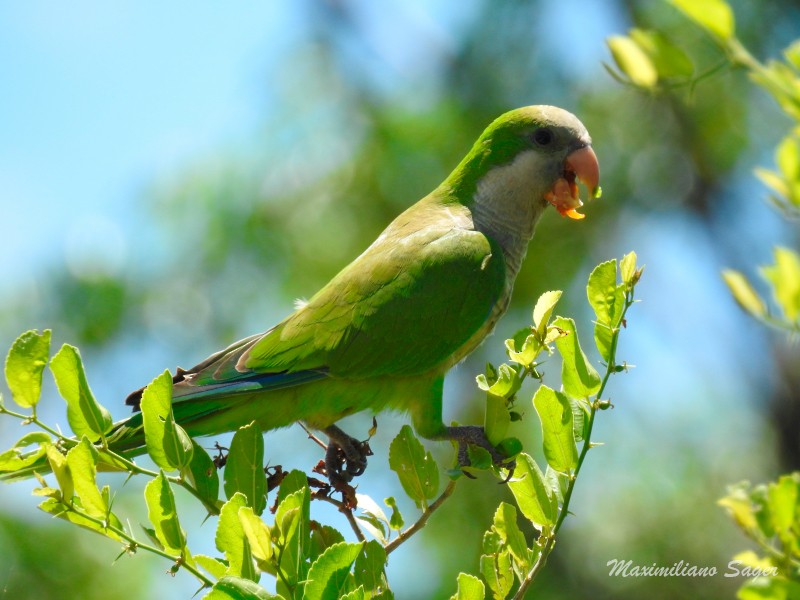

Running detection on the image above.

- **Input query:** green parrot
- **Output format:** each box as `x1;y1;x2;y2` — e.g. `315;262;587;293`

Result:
15;105;601;485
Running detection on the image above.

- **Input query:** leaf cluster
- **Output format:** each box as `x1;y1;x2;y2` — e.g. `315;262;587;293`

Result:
0;253;641;599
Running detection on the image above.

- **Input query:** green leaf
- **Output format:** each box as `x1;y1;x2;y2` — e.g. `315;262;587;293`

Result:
722;270;767;318
274;469;308;508
505;333;542;367
354;495;389;543
384;496;404;530
670;0;735;41
507;453;556;530
0;432;51;472
66;437;106;519
274;485;310;591
388;425;438;508
629;29;693;78
480;551;513;600
216;493;257;581
309;522;346;563
533;290;562;338
570;398;591;443
767;473;799;534
340;588;366;600
492;502;531;571
38;497;121;541
5;329;51;409
238;506;273;571
607;35;658;88
552;317;601;399
304;541;363;600
484;394;510;447
761;247;800;322
46;444;73;500
144;471;186;556
183;440;220;511
482;363;518;398
533;386;578;473
719;482;758;533
545;465;571;505
50;344;113;442
620;252;638;288
353;540;387;595
450;572;485;600
205;576;278;600
224;422;267;515
196;554;229;580
587;259;626;361
141;369;193;471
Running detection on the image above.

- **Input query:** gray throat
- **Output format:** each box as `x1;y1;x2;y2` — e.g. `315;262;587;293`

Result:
470;150;550;281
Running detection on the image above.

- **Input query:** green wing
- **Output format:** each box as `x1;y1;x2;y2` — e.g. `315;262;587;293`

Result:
183;206;506;388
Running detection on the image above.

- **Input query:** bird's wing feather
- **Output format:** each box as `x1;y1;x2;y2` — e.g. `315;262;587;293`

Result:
182;203;506;391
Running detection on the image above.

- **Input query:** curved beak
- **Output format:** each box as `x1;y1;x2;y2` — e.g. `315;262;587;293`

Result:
544;145;601;220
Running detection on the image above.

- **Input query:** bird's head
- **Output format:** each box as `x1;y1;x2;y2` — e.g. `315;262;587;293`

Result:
453;105;601;220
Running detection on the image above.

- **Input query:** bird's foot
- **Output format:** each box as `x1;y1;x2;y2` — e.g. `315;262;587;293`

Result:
444;425;516;481
322;424;373;488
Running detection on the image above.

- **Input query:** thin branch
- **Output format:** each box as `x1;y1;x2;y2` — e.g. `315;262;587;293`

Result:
63;506;213;587
314;493;366;542
385;479;457;555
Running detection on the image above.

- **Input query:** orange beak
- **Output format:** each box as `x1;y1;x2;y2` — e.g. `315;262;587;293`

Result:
544;146;601;220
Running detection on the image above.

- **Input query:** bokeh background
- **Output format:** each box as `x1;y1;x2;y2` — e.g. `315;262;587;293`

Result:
1;1;798;598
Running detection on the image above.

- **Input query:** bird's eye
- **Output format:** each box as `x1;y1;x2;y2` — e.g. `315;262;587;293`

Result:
532;128;554;146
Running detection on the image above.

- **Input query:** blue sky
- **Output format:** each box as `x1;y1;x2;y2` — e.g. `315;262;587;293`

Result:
0;2;296;289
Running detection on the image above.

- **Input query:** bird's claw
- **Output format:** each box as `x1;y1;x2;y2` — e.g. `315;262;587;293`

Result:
447;425;516;481
322;425;373;487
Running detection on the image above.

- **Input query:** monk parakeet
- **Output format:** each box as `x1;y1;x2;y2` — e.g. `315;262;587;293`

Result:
116;105;600;485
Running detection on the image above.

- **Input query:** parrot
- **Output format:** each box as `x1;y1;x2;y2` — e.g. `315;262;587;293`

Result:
6;105;600;485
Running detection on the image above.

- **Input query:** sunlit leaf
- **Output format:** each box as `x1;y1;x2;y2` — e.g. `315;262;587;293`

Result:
141;369;193;471
205;576;277;599
216;493;257;581
450;572;485;600
196;554;228;580
760;247;800;322
304;541;362;600
4;329;50;409
224;422;267;515
533;386;578;473
484;394;510;447
533;290;562;338
552;317;601;399
507;453;556;530
0;432;51;472
145;471;186;556
183;440;220;511
66;437;105;519
607;35;658;88
238;506;273;571
587;259;625;361
492;502;531;571
670;0;735;41
388;425;438;508
50;344;112;442
480;551;513;600
722;270;767;318
767;473;799;534
629;29;693;78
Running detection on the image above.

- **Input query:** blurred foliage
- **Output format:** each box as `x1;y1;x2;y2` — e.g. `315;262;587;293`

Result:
612;0;800;597
2;0;800;598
